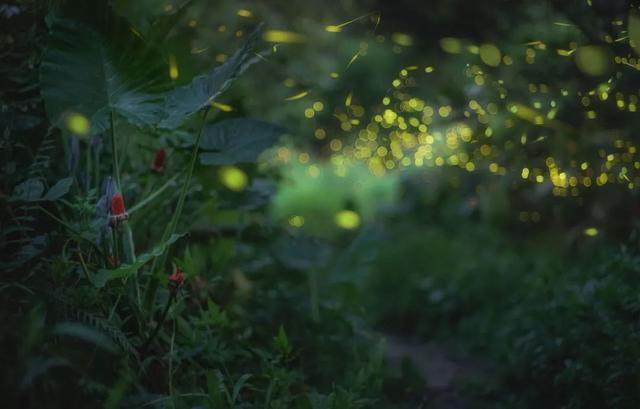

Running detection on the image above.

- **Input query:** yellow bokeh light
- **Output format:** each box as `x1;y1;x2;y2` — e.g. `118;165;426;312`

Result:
65;112;90;136
169;54;179;80
479;43;501;67
392;33;413;47
288;215;305;227
575;46;611;76
263;30;306;43
218;166;248;192
440;37;462;54
584;227;598;237
335;210;361;229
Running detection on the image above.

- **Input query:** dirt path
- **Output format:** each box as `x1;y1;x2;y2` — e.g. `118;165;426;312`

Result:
383;334;487;408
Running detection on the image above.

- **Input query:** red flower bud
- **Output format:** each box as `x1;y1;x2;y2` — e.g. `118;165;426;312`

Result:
151;149;166;173
168;268;185;288
111;192;126;216
109;192;128;227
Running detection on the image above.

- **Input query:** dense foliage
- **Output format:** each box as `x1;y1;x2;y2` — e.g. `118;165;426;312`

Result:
2;0;640;408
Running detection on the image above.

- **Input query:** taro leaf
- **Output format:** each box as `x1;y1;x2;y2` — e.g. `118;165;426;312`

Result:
10;178;44;201
159;25;263;129
42;177;73;201
199;118;285;165
91;233;185;288
40;19;167;135
111;0;170;35
52;322;117;353
112;0;193;42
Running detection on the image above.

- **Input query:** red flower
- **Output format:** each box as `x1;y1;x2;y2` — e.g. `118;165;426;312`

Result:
151;149;166;173
109;192;128;227
111;192;126;216
168;268;185;287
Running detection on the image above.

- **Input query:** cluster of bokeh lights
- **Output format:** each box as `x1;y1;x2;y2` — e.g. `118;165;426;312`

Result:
263;10;640;199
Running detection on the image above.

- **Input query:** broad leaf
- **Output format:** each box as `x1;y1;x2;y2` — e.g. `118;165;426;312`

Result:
91;233;185;288
199;118;285;165
40;19;167;135
159;25;263;129
42;177;73;201
113;0;193;42
10;178;44;201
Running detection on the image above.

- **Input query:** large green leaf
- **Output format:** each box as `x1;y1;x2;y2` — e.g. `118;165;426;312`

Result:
159;25;263;129
199;118;285;165
40;19;167;135
91;233;185;288
112;0;193;42
42;177;73;201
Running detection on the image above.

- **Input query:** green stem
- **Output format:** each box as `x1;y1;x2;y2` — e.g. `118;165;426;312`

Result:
94;142;101;193
111;112;140;309
112;227;120;267
140;292;175;353
309;269;319;322
143;107;210;314
128;173;181;215
110;111;121;190
85;140;91;193
78;251;92;283
38;206;105;258
122;221;140;307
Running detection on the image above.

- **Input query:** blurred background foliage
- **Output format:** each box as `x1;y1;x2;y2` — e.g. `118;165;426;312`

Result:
2;0;640;408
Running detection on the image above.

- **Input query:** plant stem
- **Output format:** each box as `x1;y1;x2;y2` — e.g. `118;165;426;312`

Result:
309;269;319;322
85;140;91;193
78;251;92;283
38;206;105;258
110;111;121;190
112;227;120;267
169;319;176;409
122;221;140;307
140;292;175;353
128;173;181;215
111;111;140;308
142;107;211;314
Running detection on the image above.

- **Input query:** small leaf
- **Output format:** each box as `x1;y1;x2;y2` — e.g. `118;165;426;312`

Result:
274;325;292;356
199;118;285;165
206;371;226;407
159;25;263;129
231;374;252;404
42;177;73;201
10;178;44;202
